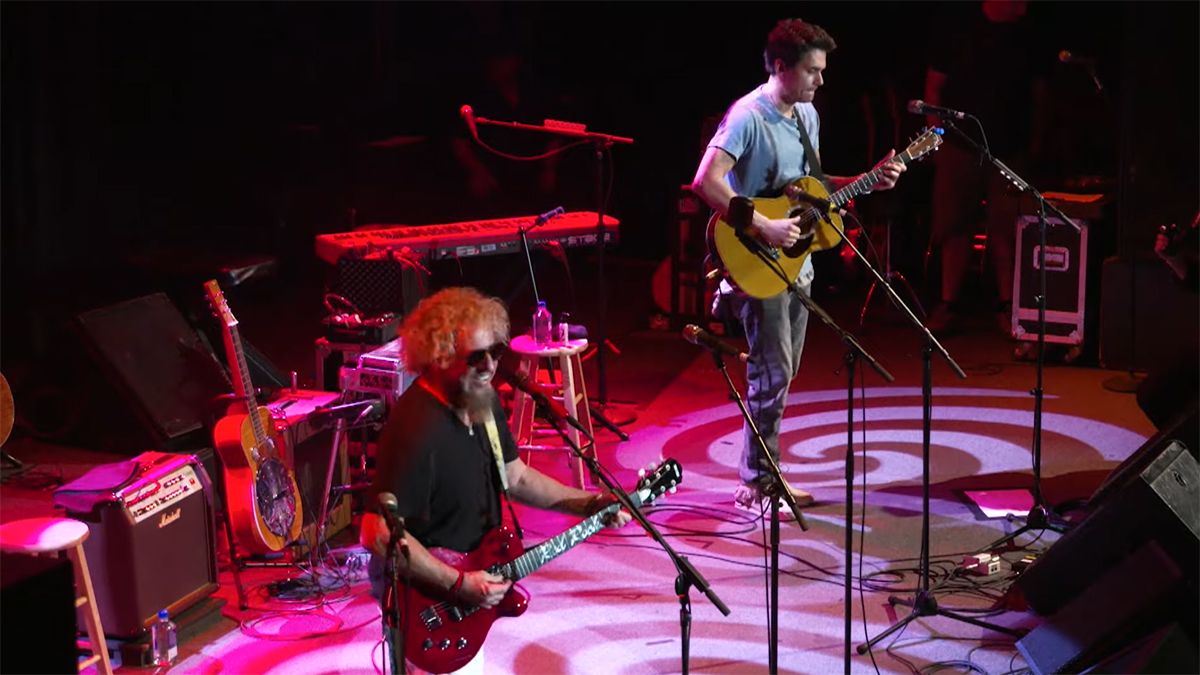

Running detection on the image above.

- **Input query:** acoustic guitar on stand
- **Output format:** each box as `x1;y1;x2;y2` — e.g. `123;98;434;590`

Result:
203;279;303;555
708;126;944;299
399;458;683;674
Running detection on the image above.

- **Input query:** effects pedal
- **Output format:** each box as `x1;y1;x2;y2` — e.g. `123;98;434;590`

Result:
961;552;1002;577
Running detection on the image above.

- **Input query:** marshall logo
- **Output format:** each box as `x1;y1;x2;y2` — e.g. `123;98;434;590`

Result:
158;508;182;529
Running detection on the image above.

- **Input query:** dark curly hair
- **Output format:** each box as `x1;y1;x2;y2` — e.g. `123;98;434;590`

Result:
763;18;837;74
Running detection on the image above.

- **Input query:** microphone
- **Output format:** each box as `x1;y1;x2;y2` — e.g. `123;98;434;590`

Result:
460;104;478;138
1058;50;1095;66
377;492;408;552
683;324;752;363
534;206;565;227
496;364;592;437
906;99;968;120
727;195;755;233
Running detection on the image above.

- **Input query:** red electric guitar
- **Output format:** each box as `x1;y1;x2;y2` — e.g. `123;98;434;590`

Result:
204;280;303;554
398;459;683;674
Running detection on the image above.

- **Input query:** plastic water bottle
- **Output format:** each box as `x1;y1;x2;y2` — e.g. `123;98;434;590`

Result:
150;609;178;666
532;301;552;346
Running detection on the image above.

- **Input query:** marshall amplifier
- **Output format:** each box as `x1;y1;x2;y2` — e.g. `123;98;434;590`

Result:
53;451;219;638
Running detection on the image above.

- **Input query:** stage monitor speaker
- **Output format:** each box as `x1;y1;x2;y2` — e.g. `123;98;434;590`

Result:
75;292;231;453
1015;436;1199;616
54;451;219;638
0;552;78;674
1016;541;1193;674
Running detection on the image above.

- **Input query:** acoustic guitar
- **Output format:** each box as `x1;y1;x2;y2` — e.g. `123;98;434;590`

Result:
708;127;944;299
398;459;683;674
203;280;303;554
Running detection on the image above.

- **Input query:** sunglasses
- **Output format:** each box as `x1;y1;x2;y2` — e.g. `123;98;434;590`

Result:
465;342;508;368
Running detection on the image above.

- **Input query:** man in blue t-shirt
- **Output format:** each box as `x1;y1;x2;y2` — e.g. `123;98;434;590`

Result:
691;18;906;513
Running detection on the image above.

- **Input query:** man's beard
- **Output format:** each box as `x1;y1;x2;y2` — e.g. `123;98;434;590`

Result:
459;380;497;423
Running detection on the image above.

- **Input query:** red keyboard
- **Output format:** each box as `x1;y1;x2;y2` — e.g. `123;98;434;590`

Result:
315;211;619;264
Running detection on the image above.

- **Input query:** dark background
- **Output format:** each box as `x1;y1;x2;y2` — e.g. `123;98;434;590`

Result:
2;2;1196;444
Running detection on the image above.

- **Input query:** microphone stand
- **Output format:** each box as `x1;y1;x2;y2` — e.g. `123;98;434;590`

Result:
383;518;411;674
724;213;893;673
940;119;1077;547
533;398;730;674
471;111;632;409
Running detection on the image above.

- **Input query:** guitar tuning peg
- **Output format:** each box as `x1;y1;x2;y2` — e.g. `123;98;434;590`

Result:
669;486;677;494
637;468;646;478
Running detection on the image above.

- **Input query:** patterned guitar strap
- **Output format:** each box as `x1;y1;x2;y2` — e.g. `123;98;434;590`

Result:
484;412;524;539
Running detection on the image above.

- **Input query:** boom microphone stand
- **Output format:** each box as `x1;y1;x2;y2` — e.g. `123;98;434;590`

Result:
938;119;1077;548
532;398;730;675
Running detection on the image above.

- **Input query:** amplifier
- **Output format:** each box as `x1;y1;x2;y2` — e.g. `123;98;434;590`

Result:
339;338;415;405
53;451;219;638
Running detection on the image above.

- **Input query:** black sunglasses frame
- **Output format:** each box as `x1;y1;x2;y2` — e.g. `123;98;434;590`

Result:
465;342;508;367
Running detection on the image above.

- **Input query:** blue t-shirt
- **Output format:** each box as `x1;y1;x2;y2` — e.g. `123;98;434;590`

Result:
709;86;820;199
709;86;821;291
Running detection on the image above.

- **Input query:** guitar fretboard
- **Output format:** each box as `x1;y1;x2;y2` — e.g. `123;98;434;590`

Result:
495;502;625;581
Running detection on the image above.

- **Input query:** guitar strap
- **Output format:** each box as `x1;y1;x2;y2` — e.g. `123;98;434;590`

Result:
793;108;828;187
484;414;524;539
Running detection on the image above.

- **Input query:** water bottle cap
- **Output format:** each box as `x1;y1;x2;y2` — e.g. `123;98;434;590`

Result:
158;609;169;619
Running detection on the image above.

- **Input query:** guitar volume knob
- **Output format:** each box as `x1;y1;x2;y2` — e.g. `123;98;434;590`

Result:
457;637;468;650
440;639;452;650
422;638;434;651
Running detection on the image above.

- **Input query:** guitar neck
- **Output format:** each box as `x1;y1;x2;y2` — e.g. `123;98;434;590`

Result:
222;321;269;445
497;502;628;581
829;152;918;207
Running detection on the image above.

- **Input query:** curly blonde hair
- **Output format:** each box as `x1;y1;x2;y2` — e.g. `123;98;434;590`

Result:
399;287;510;372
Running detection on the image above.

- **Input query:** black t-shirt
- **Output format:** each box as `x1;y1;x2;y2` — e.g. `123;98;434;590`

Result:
367;383;520;554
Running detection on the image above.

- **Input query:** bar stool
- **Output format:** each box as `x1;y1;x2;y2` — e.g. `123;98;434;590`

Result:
508;334;594;488
0;517;114;675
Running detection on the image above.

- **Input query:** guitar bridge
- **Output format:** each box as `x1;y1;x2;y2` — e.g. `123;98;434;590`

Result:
420;607;443;630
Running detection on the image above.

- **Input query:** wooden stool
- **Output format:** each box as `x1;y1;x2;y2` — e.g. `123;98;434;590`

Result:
509;334;594;488
0;517;114;675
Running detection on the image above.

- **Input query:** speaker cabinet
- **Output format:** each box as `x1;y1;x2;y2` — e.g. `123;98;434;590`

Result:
1016;542;1191;674
75;293;230;453
54;451;219;638
1016;437;1199;616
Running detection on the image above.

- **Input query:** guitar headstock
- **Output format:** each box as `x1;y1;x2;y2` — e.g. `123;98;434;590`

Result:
202;279;238;329
899;126;945;165
634;458;683;507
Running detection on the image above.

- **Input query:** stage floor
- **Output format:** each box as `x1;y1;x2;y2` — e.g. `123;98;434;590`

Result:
1;289;1159;674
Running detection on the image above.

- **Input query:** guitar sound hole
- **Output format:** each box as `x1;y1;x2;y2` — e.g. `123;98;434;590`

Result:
255;458;297;537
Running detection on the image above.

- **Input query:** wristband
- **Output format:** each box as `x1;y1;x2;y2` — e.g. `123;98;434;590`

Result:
448;570;465;596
